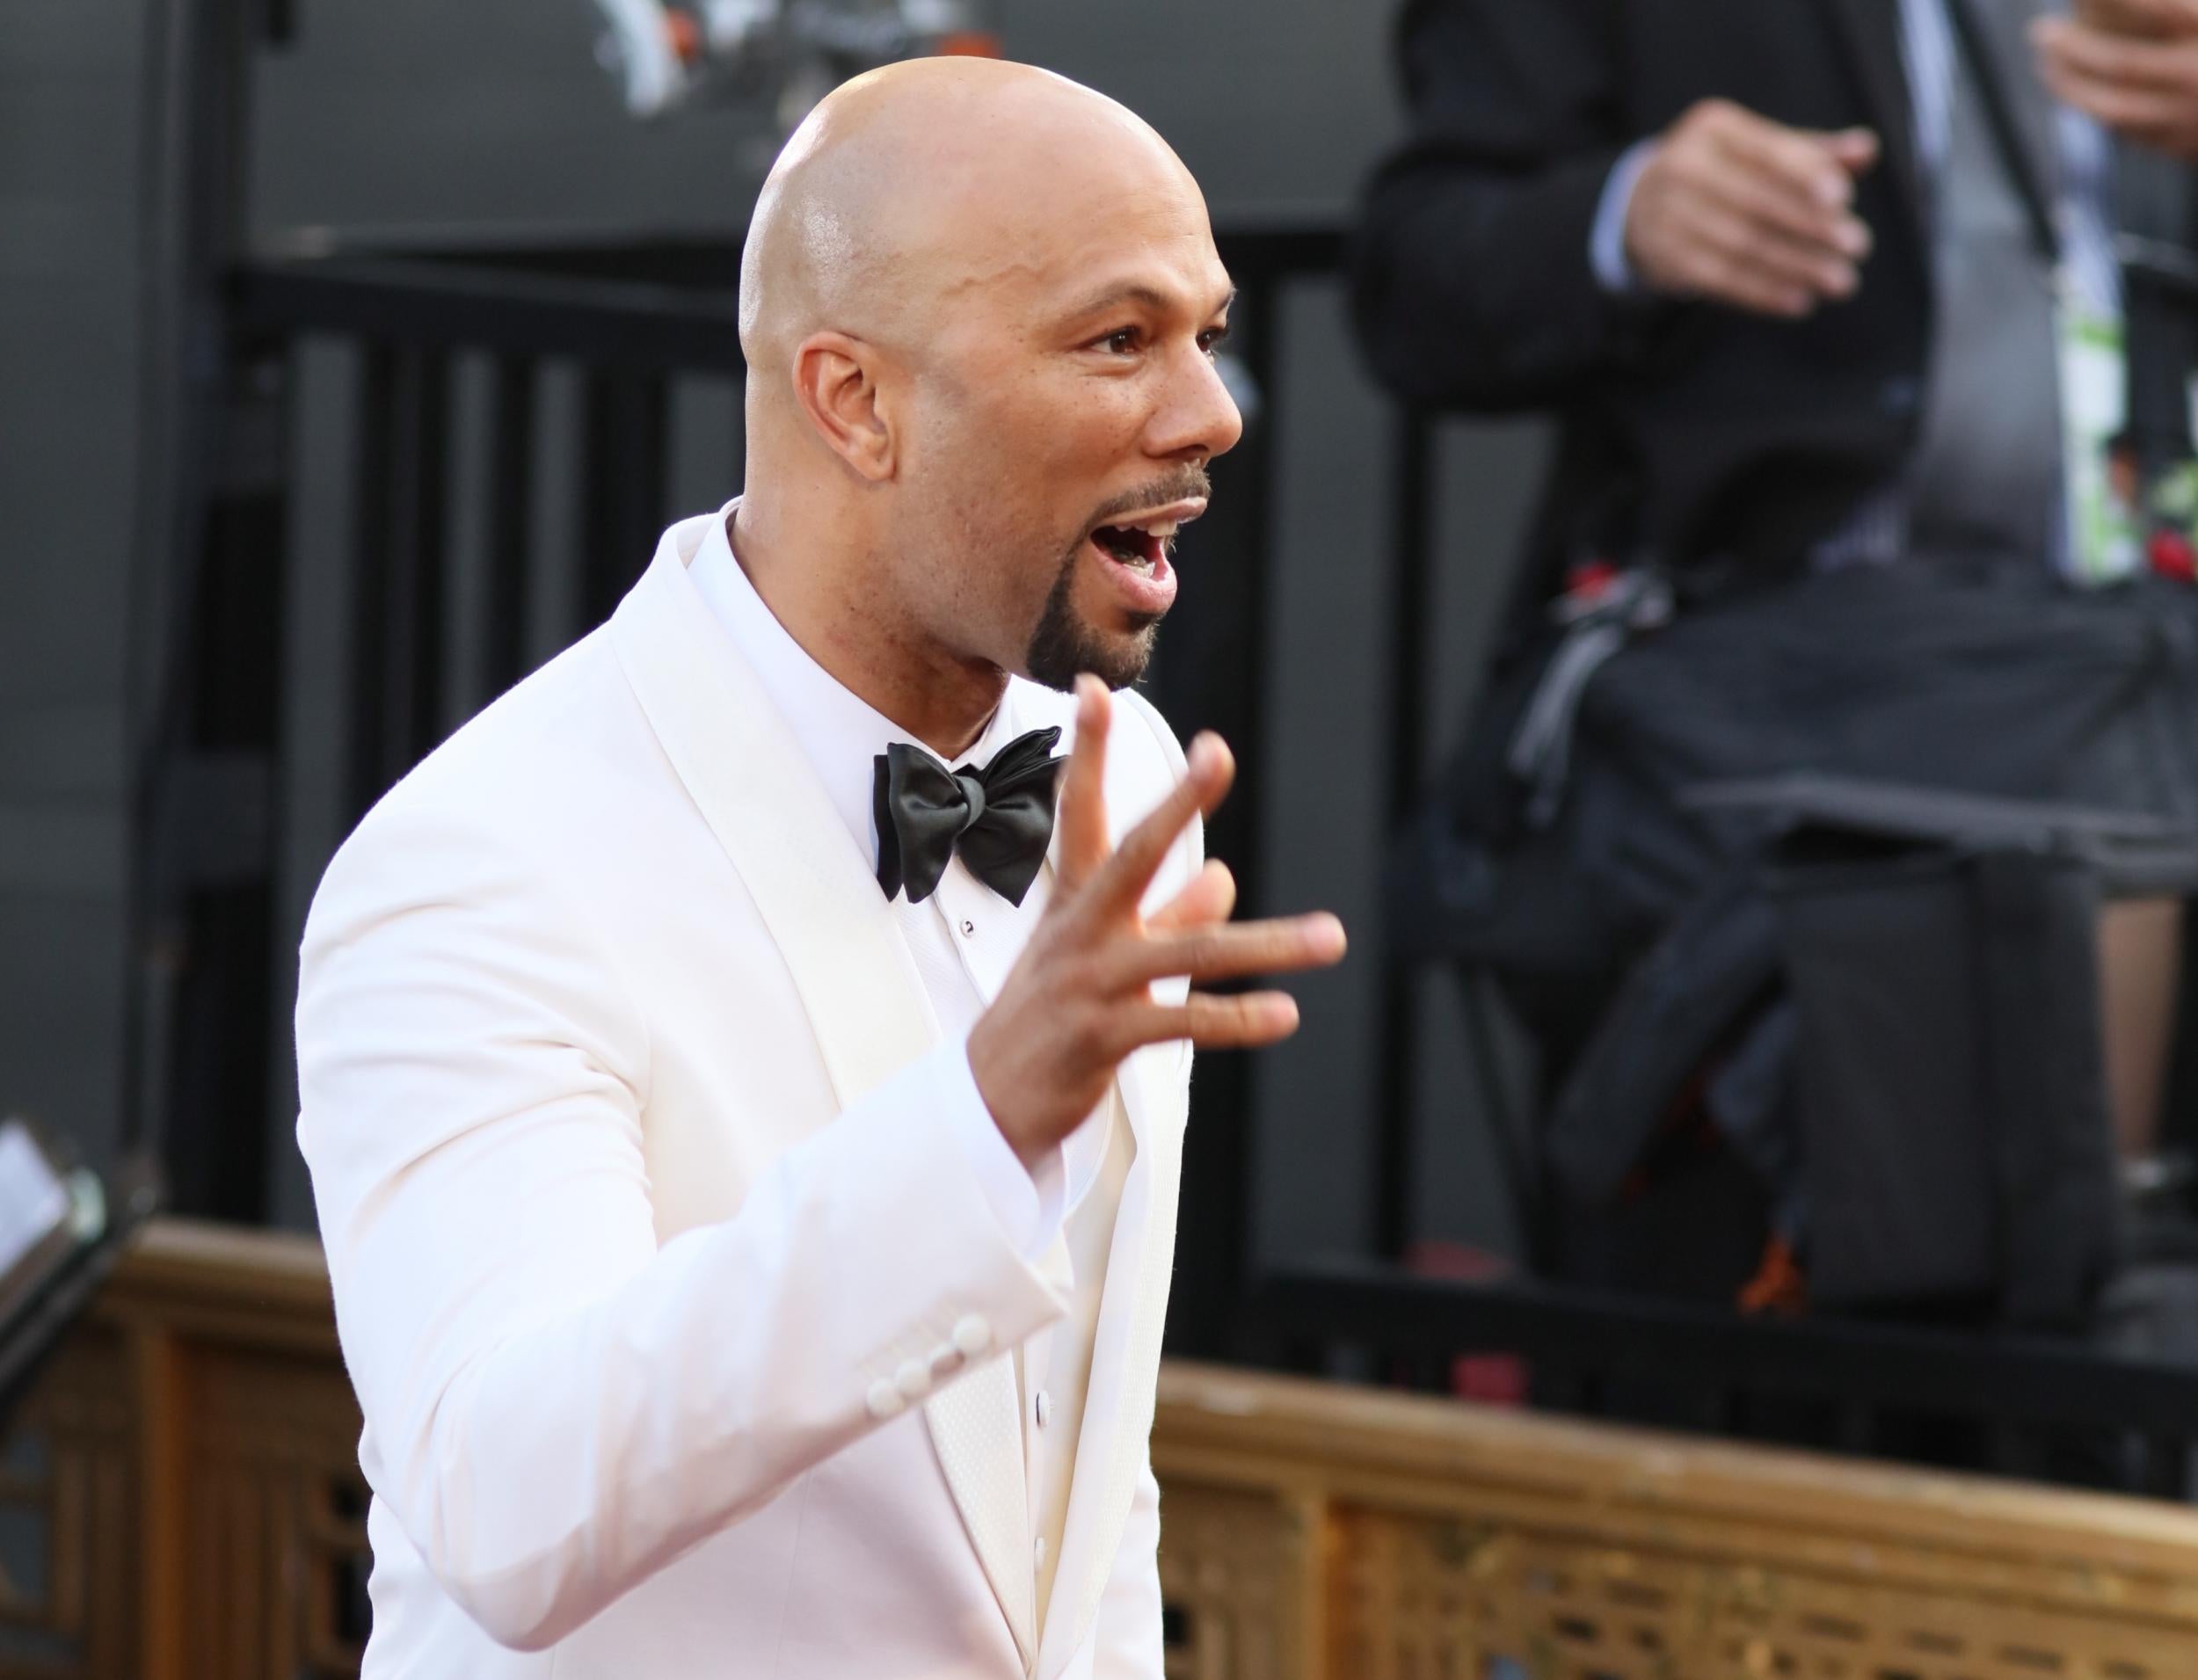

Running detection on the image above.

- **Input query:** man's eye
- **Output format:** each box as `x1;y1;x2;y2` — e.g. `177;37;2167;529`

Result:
1199;325;1232;355
1099;328;1141;354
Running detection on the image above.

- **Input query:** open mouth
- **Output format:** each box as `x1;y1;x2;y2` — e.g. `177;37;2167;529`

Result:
1081;497;1205;615
1091;522;1172;575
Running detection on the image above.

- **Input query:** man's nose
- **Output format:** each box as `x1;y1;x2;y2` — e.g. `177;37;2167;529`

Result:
1149;345;1245;463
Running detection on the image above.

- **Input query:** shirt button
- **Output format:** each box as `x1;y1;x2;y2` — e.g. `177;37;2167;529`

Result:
959;917;977;937
1035;1389;1052;1429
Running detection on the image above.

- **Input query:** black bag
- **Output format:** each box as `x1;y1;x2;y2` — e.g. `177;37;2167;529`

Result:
1725;777;2198;1326
1775;837;2117;1325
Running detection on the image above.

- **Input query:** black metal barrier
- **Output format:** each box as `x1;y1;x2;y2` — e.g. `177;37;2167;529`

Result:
1257;1260;2198;1497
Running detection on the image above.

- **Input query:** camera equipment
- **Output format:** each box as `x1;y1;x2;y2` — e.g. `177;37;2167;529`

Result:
589;0;1001;125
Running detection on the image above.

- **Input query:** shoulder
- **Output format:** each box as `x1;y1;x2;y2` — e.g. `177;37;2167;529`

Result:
304;630;644;955
1108;685;1190;781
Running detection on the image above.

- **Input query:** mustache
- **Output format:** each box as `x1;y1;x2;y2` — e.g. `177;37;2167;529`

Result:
1086;467;1212;529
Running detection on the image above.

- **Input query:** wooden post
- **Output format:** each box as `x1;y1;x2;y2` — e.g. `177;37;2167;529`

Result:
131;1327;189;1680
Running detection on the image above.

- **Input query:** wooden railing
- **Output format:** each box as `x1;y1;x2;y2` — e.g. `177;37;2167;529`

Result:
1152;1367;2198;1677
2;1221;2197;1677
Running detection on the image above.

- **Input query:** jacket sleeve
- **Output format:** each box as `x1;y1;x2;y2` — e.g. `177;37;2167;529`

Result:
295;798;1066;1652
1351;0;1666;411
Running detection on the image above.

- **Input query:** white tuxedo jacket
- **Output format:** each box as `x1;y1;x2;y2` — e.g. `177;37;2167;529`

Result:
295;514;1198;1677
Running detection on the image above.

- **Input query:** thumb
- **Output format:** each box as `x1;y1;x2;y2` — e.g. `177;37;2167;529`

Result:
1817;127;1881;173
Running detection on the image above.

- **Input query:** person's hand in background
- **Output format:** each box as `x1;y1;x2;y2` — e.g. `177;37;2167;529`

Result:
1623;98;1880;318
2035;1;2198;159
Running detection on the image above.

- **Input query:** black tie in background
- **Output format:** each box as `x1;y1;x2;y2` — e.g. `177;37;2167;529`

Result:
874;726;1064;907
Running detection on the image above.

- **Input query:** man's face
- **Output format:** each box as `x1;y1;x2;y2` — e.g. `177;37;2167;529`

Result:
889;167;1243;692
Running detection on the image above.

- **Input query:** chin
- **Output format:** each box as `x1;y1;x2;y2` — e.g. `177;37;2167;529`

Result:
1024;615;1159;695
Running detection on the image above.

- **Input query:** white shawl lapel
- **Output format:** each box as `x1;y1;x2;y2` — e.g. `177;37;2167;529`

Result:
1032;775;1193;1678
608;520;1038;1665
1035;1040;1184;1677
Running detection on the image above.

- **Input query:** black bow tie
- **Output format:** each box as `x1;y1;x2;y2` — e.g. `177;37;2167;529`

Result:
873;726;1064;907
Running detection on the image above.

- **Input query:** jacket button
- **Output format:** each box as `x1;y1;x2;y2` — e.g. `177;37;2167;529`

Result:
953;1314;993;1356
895;1358;931;1400
866;1378;905;1421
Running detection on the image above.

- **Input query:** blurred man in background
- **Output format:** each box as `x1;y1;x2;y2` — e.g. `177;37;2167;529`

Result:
1355;0;2198;1310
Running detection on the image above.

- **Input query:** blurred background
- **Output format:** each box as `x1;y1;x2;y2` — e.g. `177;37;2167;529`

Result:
4;0;1547;1287
19;1;2198;1676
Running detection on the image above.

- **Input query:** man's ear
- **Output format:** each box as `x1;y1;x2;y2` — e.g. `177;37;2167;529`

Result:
790;331;896;482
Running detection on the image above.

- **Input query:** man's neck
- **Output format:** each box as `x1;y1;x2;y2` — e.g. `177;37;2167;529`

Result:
728;505;1005;760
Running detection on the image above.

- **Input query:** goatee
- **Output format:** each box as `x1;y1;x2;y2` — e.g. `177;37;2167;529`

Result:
1023;545;1161;693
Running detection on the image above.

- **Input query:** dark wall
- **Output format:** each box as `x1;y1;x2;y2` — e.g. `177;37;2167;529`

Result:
0;1;142;1174
249;0;1401;235
4;0;1549;1275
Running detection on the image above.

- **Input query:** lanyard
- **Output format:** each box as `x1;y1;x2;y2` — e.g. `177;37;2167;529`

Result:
1939;0;2065;270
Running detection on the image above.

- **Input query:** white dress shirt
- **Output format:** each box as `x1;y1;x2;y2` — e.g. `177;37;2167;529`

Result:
688;502;1132;1636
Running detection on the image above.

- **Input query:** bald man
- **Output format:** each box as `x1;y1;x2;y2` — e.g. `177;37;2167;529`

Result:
294;57;1343;1680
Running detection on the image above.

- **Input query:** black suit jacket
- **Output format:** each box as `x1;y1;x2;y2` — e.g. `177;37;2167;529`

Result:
1352;0;2063;605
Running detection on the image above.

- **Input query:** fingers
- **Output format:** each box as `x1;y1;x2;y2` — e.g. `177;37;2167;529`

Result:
1682;200;1860;312
1117;991;1304;1055
1816;127;1882;174
1712;106;1862;212
2042;53;2198;142
1084;732;1235;921
1638;102;1877;316
1146;858;1237;934
2057;0;2193;36
1053;676;1113;891
1103;912;1348;990
1709;145;1874;266
2035;25;2198;149
2037;16;2198;91
1651;203;1816;316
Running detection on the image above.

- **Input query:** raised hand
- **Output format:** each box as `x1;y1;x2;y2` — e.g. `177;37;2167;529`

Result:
967;676;1347;1168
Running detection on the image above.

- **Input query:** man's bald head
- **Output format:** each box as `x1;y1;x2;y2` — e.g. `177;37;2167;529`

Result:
729;57;1239;748
738;59;1198;378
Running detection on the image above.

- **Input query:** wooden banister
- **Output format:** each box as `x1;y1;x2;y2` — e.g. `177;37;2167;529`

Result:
0;1220;2194;1677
